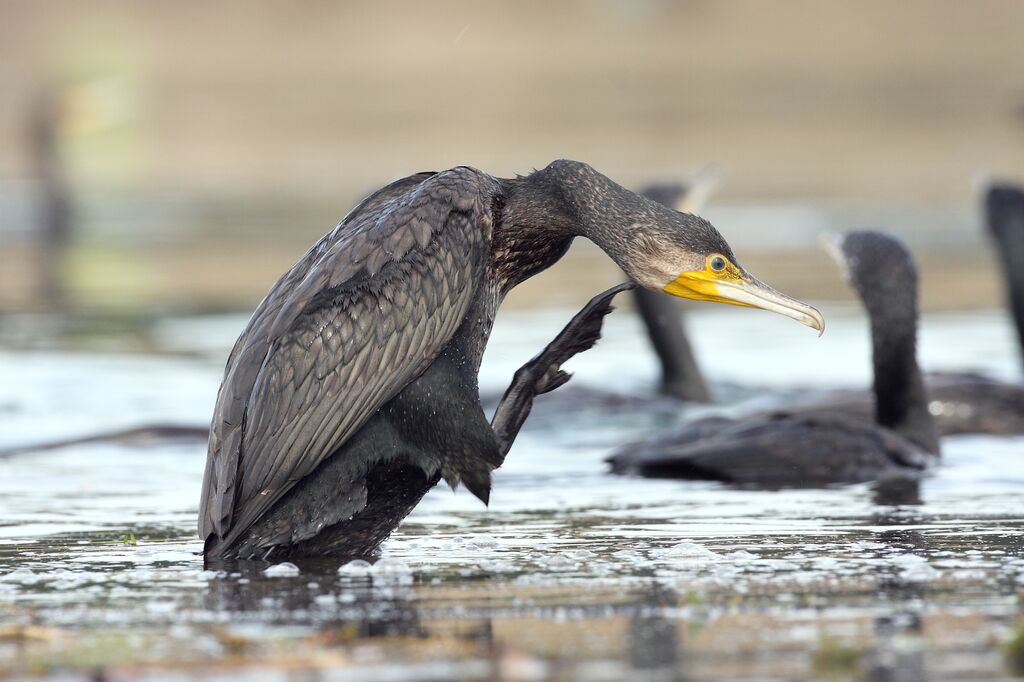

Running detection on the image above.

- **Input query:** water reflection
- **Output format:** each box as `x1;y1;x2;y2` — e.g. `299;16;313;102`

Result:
871;477;923;507
867;612;926;682
203;557;424;637
628;586;684;681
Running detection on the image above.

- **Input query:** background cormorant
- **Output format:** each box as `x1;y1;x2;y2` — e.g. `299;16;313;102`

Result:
987;183;1024;370
768;184;1024;436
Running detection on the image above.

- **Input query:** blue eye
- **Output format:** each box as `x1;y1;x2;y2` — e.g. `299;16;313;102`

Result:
710;255;727;272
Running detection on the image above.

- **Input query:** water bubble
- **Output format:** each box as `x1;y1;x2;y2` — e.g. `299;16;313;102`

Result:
371;558;414;585
813;557;842;570
891;554;939;582
0;568;43;585
263;562;300;578
612;549;645;561
470;534;499;548
662;542;722;561
337;559;372;579
756;559;800;571
536;554;577;571
145;600;178;614
900;564;940;582
313;594;337;607
950;569;987;581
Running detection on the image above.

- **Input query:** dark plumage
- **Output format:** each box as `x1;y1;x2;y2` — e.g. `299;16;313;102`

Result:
608;231;939;487
988;184;1024;370
199;160;822;560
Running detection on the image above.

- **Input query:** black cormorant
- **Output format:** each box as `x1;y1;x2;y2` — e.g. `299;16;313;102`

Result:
608;230;938;487
198;161;824;560
924;184;1024;433
765;184;1024;436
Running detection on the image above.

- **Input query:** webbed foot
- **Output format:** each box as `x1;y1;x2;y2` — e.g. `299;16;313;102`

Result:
491;282;635;458
521;281;634;393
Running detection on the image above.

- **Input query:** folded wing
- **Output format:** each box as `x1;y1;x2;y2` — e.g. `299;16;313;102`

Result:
198;169;498;551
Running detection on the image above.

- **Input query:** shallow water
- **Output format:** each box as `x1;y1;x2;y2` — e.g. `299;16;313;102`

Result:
1;303;1023;680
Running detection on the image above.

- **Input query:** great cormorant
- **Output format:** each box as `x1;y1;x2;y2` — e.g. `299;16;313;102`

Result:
924;184;1024;433
198;161;823;559
760;184;1024;436
608;231;938;487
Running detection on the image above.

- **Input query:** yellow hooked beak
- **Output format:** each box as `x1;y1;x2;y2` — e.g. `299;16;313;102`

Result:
664;254;825;335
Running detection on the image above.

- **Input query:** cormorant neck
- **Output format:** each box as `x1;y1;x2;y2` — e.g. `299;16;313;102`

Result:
998;249;1024;372
864;286;940;454
1002;255;1024;372
496;161;646;293
493;176;572;294
986;187;1024;372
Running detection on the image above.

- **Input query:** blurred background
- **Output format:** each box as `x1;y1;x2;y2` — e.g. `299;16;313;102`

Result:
4;5;1024;678
2;0;1024;321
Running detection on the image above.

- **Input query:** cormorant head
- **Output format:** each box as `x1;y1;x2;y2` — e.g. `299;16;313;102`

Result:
827;228;917;296
624;204;825;335
638;182;691;212
821;230;918;323
532;160;824;333
982;182;1024;369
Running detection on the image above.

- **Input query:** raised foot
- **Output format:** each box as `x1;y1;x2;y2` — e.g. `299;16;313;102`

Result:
490;282;636;461
520;281;636;394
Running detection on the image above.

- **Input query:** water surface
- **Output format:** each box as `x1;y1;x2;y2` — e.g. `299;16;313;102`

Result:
1;304;1022;680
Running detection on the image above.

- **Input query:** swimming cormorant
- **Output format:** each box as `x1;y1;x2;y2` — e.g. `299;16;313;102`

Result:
765;184;1024;436
198;161;824;559
921;183;1024;434
608;231;938;487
